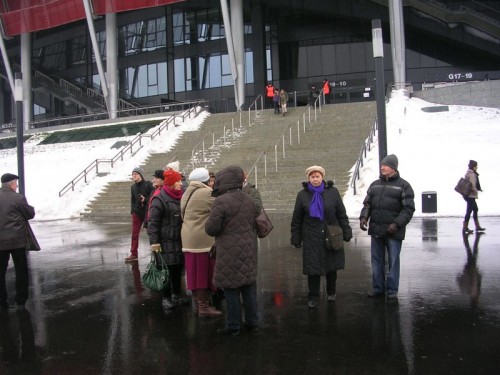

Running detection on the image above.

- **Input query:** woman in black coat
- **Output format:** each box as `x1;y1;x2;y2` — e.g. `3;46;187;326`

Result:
291;165;352;309
148;169;185;312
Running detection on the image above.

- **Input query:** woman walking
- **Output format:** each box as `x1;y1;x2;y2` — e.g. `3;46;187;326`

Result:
181;168;222;318
463;160;485;234
291;165;352;309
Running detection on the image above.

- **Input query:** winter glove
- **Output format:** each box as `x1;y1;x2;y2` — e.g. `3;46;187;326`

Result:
343;236;352;242
151;244;161;253
360;217;368;231
292;243;302;249
386;223;399;236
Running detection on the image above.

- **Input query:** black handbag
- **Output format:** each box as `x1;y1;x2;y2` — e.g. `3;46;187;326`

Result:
255;209;273;238
325;224;344;251
26;222;41;251
455;177;472;196
142;253;169;291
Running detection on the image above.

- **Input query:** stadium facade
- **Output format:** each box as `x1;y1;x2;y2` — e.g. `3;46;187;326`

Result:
0;0;499;129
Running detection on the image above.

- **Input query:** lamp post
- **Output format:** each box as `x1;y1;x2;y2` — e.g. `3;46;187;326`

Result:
15;72;25;195
372;19;387;162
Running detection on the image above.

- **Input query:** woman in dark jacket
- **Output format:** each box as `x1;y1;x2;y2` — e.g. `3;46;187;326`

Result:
148;169;186;312
205;166;258;335
291;165;352;309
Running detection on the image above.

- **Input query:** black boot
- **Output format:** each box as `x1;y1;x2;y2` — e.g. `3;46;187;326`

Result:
474;219;485;232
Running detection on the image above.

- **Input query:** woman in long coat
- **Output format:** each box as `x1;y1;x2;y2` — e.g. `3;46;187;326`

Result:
148;169;185;312
291;165;352;309
205;166;258;336
180;167;221;318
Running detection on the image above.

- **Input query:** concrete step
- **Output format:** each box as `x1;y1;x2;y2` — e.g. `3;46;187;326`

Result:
82;102;376;219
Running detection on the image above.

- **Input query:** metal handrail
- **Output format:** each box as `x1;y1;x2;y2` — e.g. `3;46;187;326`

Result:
247;94;263;126
190;113;241;169
271;91;323;171
246;151;267;189
29;100;205;129
350;118;378;195
58;106;199;197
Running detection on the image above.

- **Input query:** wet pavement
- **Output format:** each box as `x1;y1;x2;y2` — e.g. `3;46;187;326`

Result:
1;216;500;374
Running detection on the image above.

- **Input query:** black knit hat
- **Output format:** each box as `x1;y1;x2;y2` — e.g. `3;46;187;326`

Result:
468;160;477;169
381;154;398;171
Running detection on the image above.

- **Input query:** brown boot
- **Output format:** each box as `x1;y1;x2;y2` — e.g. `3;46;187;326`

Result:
198;301;222;317
474;219;485;232
197;289;222;318
462;221;473;234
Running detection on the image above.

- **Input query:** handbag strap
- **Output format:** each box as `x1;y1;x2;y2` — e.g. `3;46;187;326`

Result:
181;186;200;219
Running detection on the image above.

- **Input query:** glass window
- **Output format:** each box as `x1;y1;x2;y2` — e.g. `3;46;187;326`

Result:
123;63;167;98
34;104;46;115
175;59;186;92
221;54;232;86
41;41;66;70
173;12;189;46
245;50;254;84
120;17;166;56
209;54;221;88
266;47;272;82
70;35;86;67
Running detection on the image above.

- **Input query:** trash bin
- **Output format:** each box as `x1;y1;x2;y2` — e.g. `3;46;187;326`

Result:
422;191;437;213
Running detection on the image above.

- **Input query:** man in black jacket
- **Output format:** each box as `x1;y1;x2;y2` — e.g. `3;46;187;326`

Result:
125;167;153;262
359;155;415;299
0;173;36;310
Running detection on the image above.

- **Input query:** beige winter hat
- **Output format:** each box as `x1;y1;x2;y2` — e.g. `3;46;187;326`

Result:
305;165;325;178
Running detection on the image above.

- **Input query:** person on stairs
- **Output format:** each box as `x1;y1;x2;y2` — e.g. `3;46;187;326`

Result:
181;168;222;318
462;160;485;234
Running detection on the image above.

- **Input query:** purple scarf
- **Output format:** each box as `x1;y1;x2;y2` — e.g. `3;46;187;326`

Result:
308;182;325;220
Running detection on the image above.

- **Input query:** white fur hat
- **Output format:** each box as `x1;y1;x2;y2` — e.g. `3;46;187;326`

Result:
166;160;180;172
189;168;210;182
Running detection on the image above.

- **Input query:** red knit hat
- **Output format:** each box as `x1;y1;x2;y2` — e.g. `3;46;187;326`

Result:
164;169;181;186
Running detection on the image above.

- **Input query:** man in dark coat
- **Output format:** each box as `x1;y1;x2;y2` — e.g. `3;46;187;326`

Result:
359;154;415;299
291;165;352;308
205;166;258;335
0;173;36;310
125;167;153;262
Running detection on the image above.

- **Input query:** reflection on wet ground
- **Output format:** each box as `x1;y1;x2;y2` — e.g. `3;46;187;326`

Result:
1;216;500;374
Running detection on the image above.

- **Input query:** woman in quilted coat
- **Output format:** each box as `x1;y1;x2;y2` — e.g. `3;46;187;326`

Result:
291;165;352;309
205;166;259;335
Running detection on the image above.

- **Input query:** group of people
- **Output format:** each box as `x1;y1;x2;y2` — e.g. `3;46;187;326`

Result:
265;82;289;116
126;162;262;335
293;155;485;307
0;155;485;334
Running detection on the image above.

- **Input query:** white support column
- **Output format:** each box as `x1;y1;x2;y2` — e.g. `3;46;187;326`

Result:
21;33;32;129
106;13;118;119
83;0;110;114
389;0;406;90
220;0;241;110
231;0;245;110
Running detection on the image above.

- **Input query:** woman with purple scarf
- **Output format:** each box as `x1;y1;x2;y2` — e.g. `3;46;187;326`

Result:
291;165;352;309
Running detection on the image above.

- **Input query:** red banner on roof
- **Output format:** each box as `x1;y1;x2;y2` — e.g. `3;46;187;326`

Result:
0;0;185;37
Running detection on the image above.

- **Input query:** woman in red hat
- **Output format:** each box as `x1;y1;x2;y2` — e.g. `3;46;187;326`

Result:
148;169;187;312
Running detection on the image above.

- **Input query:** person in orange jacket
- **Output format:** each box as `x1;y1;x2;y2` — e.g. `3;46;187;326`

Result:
265;82;274;109
323;78;331;104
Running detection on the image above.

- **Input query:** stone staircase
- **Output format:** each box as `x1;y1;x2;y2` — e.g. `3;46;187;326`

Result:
81;102;375;219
